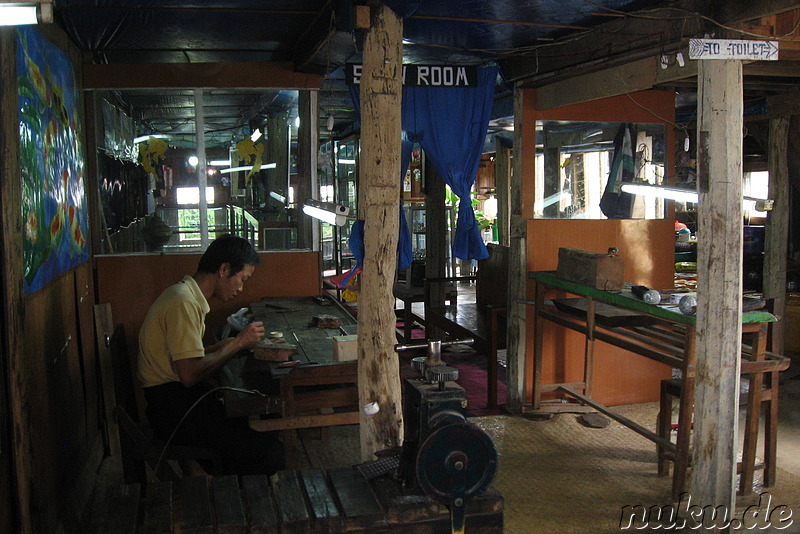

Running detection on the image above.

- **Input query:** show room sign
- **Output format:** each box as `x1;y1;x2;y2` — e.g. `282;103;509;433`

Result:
689;38;779;61
346;63;478;87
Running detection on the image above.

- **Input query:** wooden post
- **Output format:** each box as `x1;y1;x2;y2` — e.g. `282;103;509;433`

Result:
424;163;448;339
763;112;789;354
692;58;743;512
0;28;33;534
494;137;511;247
295;90;318;251
357;2;404;460
505;83;528;412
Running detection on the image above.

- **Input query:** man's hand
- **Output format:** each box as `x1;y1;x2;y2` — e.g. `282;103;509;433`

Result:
235;320;265;350
176;321;265;387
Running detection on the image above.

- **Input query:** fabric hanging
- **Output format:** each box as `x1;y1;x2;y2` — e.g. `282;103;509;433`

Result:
599;123;636;219
349;64;498;264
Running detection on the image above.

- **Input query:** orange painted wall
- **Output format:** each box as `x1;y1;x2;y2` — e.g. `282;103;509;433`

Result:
521;89;677;406
95;250;322;357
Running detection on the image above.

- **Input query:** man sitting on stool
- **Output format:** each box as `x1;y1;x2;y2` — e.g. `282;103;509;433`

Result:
138;234;284;476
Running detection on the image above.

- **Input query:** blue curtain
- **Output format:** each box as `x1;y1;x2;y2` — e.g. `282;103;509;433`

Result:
349;64;498;264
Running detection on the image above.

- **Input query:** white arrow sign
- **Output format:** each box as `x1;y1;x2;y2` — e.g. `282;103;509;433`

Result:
689;39;779;61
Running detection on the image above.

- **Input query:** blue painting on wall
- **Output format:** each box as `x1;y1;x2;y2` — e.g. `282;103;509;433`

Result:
17;26;89;295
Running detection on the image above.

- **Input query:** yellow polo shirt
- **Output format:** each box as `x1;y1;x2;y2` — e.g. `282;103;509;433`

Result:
137;275;210;387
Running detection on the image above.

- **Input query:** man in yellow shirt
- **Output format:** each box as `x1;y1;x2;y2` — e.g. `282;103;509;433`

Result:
138;234;284;475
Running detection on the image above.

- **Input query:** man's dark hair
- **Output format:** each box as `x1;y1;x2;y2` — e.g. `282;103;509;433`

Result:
197;234;259;275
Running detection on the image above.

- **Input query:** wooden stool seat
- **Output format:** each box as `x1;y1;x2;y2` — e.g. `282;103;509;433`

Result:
656;363;783;496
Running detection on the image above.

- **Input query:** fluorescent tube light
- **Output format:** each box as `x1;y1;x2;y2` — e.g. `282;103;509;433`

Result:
620;183;698;203
209;159;231;166
302;201;350;226
133;134;170;144
218;163;276;174
269;191;286;204
0;3;51;26
250;129;262;142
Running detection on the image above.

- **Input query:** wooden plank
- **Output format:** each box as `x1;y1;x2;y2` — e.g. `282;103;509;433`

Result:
327;468;384;530
173;476;215;534
534;53;697;111
249;411;359;432
0;27;33;534
357;1;405;461
300;469;342;532
370;475;439;524
240;475;279;534
103;483;142;534
763;113;790;354
83;62;321;89
693;58;744;512
213;475;247;534
141;481;173;534
94;303;120;455
273;470;311;533
494;138;512;247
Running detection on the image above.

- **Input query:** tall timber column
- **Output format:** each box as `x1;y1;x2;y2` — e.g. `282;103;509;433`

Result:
692;57;743;513
357;2;404;460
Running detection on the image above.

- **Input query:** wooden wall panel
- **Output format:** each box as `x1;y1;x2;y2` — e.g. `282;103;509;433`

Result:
526;218;675;406
95;250;322;361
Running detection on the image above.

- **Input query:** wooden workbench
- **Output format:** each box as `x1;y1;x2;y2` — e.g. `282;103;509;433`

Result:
528;271;788;500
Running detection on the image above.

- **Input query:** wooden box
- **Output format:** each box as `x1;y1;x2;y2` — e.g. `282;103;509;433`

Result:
253;340;298;361
332;334;358;361
556;247;624;290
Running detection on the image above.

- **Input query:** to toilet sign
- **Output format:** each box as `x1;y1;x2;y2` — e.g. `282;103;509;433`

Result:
689;38;779;61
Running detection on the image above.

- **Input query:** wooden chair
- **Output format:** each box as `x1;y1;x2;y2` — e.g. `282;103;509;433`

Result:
423;243;509;407
109;324;222;484
249;361;360;468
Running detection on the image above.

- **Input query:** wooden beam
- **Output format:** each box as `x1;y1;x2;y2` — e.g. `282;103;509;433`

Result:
504;83;530;413
693;58;744;511
494;138;511;247
533;52;696;110
82;62;321;90
763;112;790;353
357;2;404;461
295;91;318;251
0;27;33;534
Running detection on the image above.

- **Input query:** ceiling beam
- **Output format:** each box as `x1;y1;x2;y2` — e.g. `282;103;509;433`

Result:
533;49;697;110
82;62;321;90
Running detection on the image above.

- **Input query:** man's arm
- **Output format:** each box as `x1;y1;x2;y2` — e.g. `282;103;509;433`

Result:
174;320;265;387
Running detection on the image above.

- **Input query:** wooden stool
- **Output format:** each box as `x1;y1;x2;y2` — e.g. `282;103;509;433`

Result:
655;366;782;495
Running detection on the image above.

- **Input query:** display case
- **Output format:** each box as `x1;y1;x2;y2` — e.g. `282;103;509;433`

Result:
401;203;456;279
402;144;425;200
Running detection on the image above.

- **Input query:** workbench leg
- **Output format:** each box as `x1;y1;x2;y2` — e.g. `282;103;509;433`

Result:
657;380;672;477
583;297;595;399
739;326;767;496
532;281;546;410
488;309;499;408
764;370;779;487
403;300;413;343
672;327;695;501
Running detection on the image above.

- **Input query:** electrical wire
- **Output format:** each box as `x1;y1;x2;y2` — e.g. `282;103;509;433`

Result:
153;385;269;476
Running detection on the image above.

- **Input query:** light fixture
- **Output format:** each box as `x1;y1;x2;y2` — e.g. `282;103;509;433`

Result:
133;134;170;145
483;195;498;221
302;200;350;226
621;183;772;207
294;116;300;128
250;129;262;142
326;114;335;131
209;159;231;166
218;162;276;174
269;191;286;204
187;155;199;167
0;1;52;26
